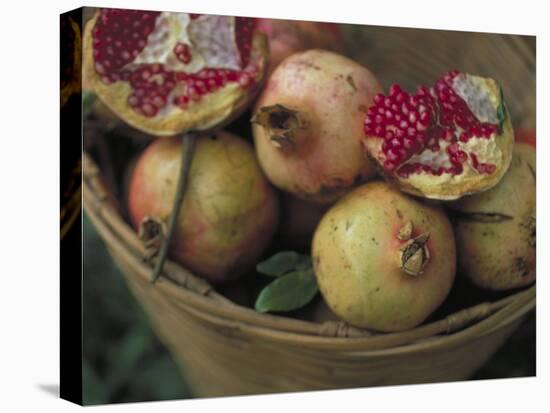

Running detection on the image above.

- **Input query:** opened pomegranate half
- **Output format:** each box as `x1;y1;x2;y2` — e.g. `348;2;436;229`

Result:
362;70;514;200
83;9;268;136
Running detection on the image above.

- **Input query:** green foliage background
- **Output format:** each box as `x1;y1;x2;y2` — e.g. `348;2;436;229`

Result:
83;214;191;404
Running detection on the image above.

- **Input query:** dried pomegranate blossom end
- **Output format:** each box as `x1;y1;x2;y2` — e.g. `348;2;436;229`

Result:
91;10;259;117
364;70;500;178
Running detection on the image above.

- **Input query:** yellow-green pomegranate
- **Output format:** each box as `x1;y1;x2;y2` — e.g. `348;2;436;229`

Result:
449;141;536;290
312;181;456;332
128;131;279;282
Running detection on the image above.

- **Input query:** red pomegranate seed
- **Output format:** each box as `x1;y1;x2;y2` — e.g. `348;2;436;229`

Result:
92;11;258;117
363;70;500;177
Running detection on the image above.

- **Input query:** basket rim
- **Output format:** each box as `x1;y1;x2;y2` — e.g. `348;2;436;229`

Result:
82;151;536;353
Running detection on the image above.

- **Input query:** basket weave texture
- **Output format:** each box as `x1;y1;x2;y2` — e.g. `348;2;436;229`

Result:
83;25;536;397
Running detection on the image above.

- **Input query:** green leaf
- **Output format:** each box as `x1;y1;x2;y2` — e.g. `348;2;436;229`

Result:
256;251;310;277
496;86;507;133
295;255;313;270
83;90;97;117
255;268;319;313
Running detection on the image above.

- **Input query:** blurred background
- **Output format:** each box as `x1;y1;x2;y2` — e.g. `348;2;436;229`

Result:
83;214;192;404
83;211;535;405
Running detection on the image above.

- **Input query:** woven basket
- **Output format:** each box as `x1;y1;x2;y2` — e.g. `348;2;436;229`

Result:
83;25;536;397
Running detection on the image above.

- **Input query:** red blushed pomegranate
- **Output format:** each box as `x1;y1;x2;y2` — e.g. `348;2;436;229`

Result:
257;18;343;75
362;70;515;200
252;49;381;204
312;181;456;332
83;9;268;135
128;131;280;282
449;142;535;291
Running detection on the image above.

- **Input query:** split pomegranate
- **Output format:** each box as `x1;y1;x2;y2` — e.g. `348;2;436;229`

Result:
362;70;514;200
252;49;381;204
128;131;280;282
257;18;343;75
312;181;456;332
83;9;268;135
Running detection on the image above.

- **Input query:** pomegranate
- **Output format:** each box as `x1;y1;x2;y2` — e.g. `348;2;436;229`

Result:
128;131;279;282
362;70;514;200
83;9;268;135
449;142;535;290
312;181;456;332
252;49;381;204
257;18;343;75
121;154;140;212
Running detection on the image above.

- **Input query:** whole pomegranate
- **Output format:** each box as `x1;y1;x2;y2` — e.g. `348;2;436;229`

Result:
362;70;515;200
449;142;535;290
128;131;280;282
312;181;456;332
252;49;381;204
83;9;268;135
257;18;343;75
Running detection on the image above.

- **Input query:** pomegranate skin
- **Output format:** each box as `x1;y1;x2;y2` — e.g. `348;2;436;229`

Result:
252;49;381;205
257;18;343;75
128;131;280;282
449;142;536;290
312;181;456;332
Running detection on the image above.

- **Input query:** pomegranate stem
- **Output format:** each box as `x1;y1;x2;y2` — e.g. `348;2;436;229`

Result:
151;133;197;283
